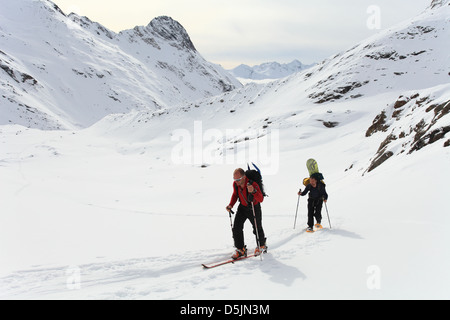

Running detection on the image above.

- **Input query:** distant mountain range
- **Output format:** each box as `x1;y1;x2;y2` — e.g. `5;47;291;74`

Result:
228;60;316;80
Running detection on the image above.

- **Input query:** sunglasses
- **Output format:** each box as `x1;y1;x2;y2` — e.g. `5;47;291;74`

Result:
234;177;244;182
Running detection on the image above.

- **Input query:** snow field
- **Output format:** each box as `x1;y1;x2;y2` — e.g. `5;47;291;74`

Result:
1;115;449;299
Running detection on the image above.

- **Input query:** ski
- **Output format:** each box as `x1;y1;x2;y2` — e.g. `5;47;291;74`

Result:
202;254;256;269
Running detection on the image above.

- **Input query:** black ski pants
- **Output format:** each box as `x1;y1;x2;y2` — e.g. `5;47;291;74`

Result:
307;198;323;228
233;203;266;249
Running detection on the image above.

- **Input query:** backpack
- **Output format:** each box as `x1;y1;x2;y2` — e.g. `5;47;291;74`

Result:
234;163;267;203
303;172;325;186
310;172;324;181
245;168;267;197
303;177;310;186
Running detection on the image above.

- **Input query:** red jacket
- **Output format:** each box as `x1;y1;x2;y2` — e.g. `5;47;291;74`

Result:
228;177;264;208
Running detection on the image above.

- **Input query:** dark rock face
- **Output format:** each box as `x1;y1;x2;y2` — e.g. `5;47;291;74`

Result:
366;92;450;173
148;16;196;52
430;0;450;9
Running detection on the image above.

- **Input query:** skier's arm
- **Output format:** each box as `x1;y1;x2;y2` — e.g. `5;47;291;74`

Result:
227;182;238;209
300;185;310;196
322;185;328;201
250;182;264;203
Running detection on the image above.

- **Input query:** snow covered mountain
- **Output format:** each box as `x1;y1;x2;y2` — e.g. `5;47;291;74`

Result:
0;0;241;130
229;60;315;80
100;0;449;174
0;1;449;300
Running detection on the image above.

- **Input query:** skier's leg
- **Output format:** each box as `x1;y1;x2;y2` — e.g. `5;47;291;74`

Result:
249;203;266;247
232;204;248;249
315;199;323;225
307;199;315;229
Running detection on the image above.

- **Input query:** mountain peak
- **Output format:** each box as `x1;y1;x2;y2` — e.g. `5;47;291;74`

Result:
147;16;196;52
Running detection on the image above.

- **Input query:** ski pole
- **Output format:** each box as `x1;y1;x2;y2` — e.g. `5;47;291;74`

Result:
250;201;263;261
293;189;301;229
229;209;234;238
324;200;332;229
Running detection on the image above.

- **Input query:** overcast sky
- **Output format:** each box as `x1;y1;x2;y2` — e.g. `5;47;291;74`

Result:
52;0;431;69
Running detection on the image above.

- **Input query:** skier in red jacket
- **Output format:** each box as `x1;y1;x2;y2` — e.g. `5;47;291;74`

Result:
226;168;267;259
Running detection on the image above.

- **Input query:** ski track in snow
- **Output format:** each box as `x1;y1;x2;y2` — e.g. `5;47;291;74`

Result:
0;225;347;299
1;252;207;299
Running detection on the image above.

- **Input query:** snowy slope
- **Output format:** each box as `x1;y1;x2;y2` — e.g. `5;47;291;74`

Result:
0;0;241;130
229;60;316;80
0;1;449;300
